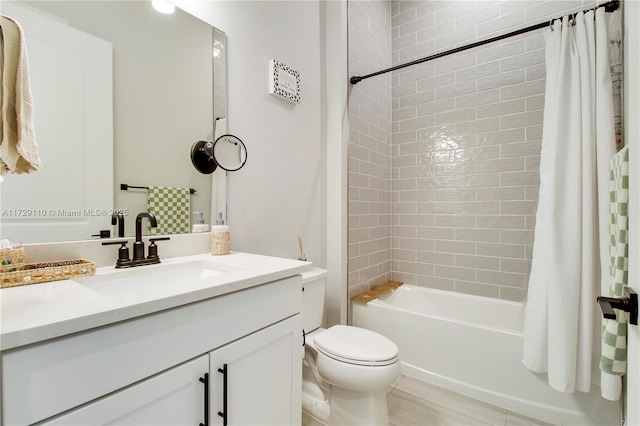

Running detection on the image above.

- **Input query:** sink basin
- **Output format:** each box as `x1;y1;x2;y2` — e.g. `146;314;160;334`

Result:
71;260;240;296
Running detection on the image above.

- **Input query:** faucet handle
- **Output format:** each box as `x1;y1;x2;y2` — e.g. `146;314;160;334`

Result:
148;237;170;260
102;240;128;247
92;230;111;238
102;240;131;265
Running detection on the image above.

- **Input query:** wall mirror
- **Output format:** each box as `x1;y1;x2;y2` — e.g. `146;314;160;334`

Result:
0;0;227;243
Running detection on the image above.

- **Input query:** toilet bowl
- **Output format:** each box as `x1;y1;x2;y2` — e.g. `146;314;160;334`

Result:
301;268;400;426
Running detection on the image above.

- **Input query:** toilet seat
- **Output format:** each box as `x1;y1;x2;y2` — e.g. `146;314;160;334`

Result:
313;325;398;367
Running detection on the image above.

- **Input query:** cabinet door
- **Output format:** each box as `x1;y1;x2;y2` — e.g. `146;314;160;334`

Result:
41;355;209;425
209;315;302;426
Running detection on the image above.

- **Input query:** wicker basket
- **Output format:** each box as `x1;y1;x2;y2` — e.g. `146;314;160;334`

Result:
1;247;26;273
0;259;96;289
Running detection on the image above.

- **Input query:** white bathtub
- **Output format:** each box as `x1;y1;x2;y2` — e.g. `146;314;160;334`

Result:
352;285;618;425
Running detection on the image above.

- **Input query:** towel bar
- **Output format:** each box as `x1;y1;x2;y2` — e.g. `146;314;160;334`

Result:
597;287;638;325
120;184;196;194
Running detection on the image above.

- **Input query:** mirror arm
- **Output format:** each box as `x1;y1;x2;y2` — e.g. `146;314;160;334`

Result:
201;141;215;160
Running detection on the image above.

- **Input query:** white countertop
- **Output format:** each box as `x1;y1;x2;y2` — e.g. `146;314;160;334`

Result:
0;252;311;350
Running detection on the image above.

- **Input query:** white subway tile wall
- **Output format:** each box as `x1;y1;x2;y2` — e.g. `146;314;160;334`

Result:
348;0;394;303
388;0;598;301
349;1;599;302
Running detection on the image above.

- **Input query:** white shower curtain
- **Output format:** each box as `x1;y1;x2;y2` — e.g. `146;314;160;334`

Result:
522;8;616;394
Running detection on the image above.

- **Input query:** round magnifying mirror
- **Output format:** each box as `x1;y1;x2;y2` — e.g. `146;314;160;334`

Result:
212;134;247;171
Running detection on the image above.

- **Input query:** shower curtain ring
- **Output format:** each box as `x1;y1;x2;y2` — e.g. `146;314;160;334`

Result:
549;19;554;31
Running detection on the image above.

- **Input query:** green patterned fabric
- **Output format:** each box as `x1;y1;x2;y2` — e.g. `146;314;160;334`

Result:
147;186;191;235
600;146;629;375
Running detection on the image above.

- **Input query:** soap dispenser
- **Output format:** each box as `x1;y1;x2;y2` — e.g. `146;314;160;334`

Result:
191;211;209;233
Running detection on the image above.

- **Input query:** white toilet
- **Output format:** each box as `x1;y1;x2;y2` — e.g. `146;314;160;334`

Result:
301;268;400;426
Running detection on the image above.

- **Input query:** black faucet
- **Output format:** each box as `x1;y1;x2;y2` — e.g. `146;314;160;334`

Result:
111;213;125;238
102;211;170;268
133;212;158;261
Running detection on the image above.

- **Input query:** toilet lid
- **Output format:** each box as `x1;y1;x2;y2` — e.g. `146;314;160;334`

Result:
313;325;398;366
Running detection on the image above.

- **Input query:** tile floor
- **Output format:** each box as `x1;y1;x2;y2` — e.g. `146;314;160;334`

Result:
303;374;556;426
386;375;556;426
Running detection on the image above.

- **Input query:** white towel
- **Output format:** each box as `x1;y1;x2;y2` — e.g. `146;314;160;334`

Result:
0;15;41;175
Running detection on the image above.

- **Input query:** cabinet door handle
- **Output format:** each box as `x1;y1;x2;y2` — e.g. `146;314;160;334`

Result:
218;364;228;426
199;373;209;426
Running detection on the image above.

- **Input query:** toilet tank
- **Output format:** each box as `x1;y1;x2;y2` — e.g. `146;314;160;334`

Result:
301;267;327;333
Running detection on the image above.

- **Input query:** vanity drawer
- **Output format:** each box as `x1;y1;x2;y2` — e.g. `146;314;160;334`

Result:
1;276;301;425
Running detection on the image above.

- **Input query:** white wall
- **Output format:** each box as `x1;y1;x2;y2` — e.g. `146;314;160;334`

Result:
174;1;325;264
322;0;350;326
176;0;350;326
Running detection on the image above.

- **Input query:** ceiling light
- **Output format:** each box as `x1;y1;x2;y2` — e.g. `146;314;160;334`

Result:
152;0;175;14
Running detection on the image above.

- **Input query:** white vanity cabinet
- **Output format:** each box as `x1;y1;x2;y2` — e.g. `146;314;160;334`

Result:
209;315;301;425
1;274;303;425
39;355;209;425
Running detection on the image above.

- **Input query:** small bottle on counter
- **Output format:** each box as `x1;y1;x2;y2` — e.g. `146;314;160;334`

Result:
210;212;230;255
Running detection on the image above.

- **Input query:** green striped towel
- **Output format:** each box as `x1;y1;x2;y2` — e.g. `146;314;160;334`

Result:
600;146;629;375
147;186;191;235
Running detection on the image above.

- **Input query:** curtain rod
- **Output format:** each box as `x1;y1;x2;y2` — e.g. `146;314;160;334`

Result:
350;0;620;85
